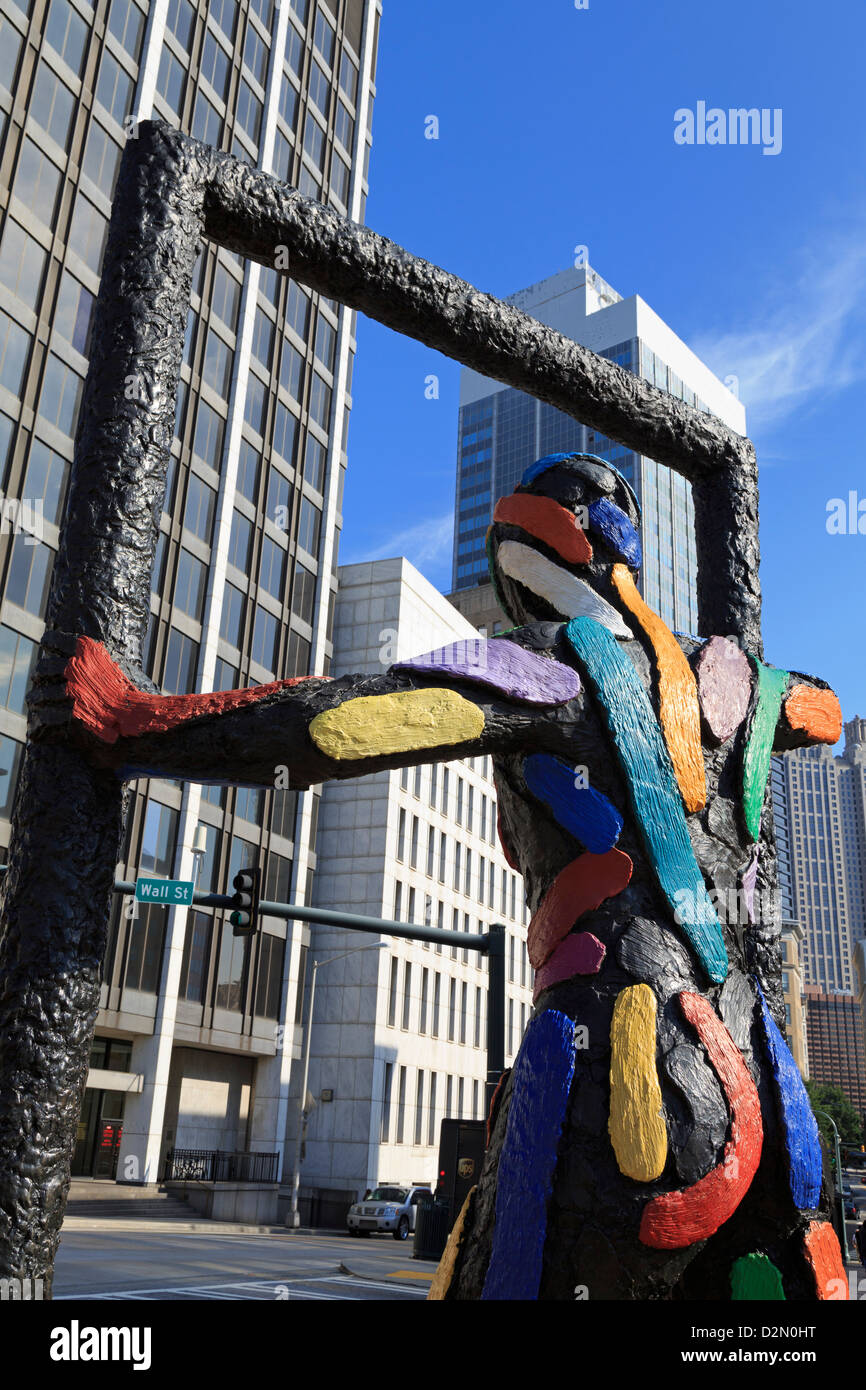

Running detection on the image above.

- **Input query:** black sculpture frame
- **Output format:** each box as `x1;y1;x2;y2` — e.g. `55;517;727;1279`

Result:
0;121;764;1290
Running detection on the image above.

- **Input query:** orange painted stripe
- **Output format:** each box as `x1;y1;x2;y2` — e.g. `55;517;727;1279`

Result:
803;1221;849;1300
784;684;843;745
611;565;706;813
493;494;593;565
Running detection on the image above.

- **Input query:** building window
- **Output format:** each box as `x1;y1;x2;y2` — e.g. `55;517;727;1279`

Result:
14;140;62;229
220;581;244;647
432;973;440;1038
402;963;412;1030
236;441;261;503
297;497;321;556
414;1071;424;1146
428;1073;437;1146
125;905;167;994
251;605;279;671
255;933;285;1019
419;968;428;1034
0;221;47;306
184;474;217;543
179;910;212;1003
95;50;134;126
54;272;95;357
162;628;198;695
5;536;53;617
23;440;68;528
38;355;83;436
31;62;76;149
381;1061;393;1142
396;1066;406;1143
45;0;89;73
259;535;286;600
448;978;456;1040
291;561;316;625
156;45;186;116
193;400;225;472
387;957;398;1027
174;548;207;621
215;922;249;1012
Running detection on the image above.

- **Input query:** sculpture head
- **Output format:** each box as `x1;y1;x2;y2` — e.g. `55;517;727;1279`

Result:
486;452;642;628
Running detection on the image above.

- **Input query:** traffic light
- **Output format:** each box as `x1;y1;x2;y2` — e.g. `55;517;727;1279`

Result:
230;865;260;937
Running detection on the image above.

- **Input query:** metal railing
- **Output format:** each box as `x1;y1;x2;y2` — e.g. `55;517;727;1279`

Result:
163;1148;279;1184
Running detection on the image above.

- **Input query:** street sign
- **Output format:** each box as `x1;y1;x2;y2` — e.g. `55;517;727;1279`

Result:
135;876;195;905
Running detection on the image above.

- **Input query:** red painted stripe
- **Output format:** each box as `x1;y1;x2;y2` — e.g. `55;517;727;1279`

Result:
527;849;632;969
639;991;763;1249
65;635;322;745
803;1221;849;1300
493;493;593;565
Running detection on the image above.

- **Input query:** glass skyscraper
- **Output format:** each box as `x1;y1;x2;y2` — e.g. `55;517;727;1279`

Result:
0;0;380;1194
450;265;746;636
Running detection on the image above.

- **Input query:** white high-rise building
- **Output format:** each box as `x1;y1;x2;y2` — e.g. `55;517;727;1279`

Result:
450;264;746;636
298;557;533;1220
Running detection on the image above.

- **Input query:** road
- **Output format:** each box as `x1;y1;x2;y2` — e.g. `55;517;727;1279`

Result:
53;1226;436;1301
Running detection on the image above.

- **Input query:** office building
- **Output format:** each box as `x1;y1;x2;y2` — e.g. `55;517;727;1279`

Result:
298;557;533;1221
0;0;381;1204
449;264;745;636
776;719;866;1120
804;987;866;1127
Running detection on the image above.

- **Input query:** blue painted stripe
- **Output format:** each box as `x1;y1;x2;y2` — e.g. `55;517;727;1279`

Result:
482;1009;576;1301
756;985;822;1210
588;497;643;568
523;752;623;853
565;616;728;983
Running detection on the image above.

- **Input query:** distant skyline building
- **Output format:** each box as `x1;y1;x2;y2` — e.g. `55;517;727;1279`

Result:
450;264;745;636
300;557;533;1220
777;719;866;994
0;0;380;1195
776;719;866;1120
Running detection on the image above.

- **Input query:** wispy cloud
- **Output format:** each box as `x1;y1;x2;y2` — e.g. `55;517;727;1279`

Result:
690;229;866;429
341;510;455;572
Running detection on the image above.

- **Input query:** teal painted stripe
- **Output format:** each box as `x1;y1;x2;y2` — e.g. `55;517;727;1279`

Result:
742;662;790;841
565;616;728;984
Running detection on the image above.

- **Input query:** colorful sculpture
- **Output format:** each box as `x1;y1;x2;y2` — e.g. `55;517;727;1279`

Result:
53;450;845;1300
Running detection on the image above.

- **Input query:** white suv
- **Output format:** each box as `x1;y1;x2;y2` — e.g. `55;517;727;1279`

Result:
347;1185;432;1240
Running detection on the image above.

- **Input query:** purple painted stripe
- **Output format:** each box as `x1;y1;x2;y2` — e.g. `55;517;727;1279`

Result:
394;638;580;706
533;931;606;1001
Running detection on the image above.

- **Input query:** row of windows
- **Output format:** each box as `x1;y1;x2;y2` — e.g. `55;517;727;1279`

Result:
398;761;498;837
380;1064;484;1147
395;818;521;918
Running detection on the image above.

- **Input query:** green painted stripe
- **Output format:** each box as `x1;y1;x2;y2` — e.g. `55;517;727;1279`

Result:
742;662;790;841
730;1252;786;1300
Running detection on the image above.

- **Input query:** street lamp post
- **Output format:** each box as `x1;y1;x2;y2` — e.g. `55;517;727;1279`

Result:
287;942;387;1229
817;1109;850;1258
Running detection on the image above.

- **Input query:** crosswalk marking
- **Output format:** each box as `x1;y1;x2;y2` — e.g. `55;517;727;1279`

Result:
58;1273;428;1301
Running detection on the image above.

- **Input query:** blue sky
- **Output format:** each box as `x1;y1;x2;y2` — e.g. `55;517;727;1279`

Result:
341;0;866;730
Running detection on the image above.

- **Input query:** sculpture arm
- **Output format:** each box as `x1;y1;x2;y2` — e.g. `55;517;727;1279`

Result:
773;671;843;752
47;634;583;789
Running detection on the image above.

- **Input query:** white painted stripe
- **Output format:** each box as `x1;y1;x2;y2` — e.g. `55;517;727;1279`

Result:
497;541;633;639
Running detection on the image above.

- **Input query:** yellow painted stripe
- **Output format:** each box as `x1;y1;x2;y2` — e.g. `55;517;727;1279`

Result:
310;688;484;761
608;983;667;1183
611;564;706;813
427;1186;476;1301
389;1270;434;1280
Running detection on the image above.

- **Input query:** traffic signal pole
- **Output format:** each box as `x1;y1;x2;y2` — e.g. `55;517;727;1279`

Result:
111;876;509;1134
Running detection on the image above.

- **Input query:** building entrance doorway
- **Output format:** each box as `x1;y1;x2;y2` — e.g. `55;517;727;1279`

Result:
71;1089;126;1178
